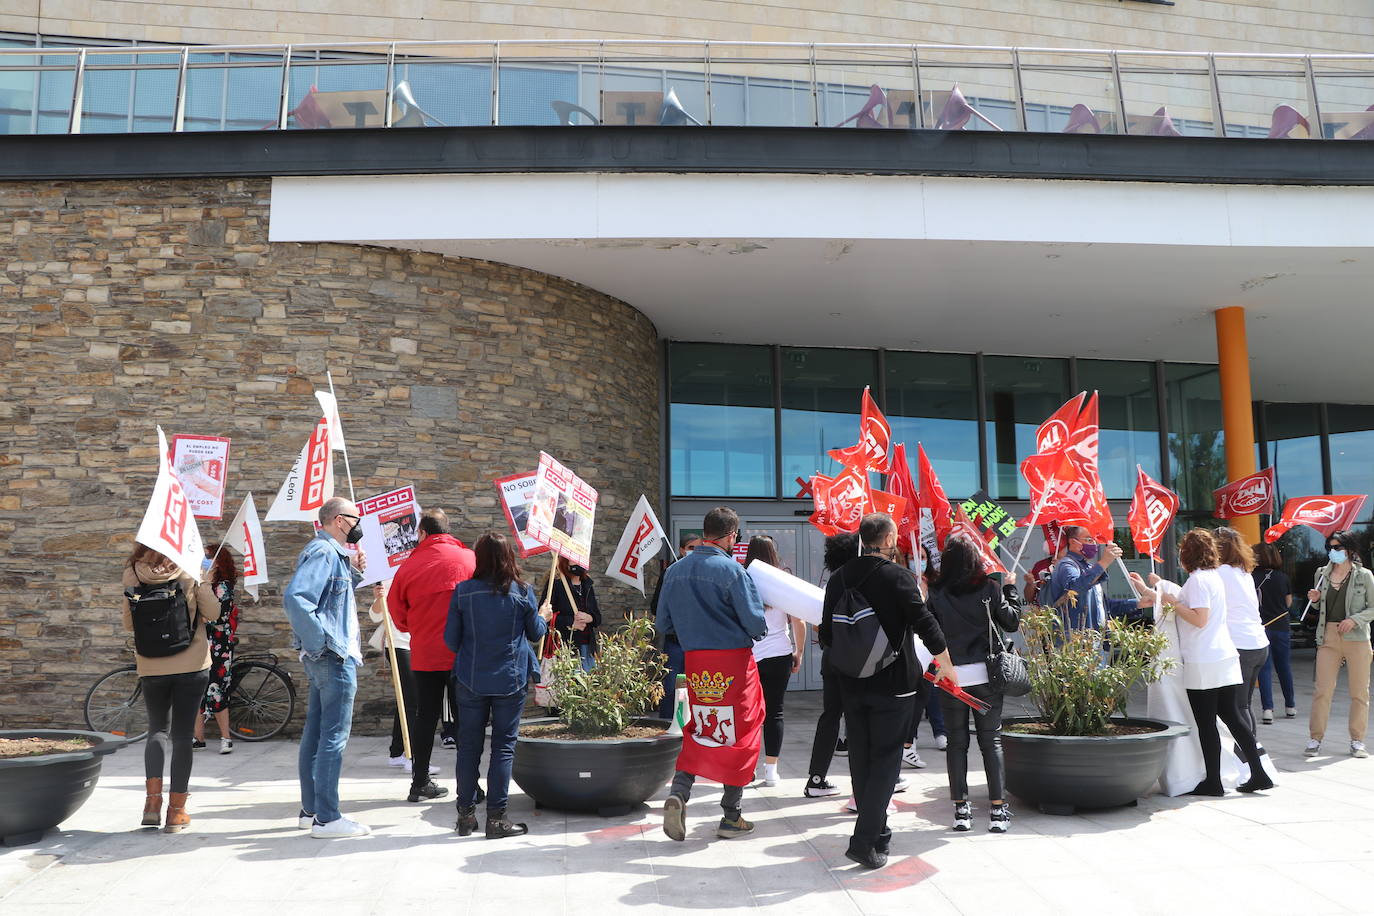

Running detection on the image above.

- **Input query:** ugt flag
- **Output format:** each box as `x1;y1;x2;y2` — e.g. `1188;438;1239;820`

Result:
828;387;892;474
224;492;269;600
1264;495;1369;543
266;413;334;522
136;426;205;581
1213;467;1275;519
605;495;669;594
1128;466;1178;562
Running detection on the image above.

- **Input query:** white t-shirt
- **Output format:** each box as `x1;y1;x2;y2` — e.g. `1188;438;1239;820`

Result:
752;604;794;661
1174;568;1241;690
1216;564;1269;651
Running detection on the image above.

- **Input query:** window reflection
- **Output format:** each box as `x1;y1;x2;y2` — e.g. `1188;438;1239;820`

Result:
886;351;980;499
1165;364;1226;512
1263;402;1323;508
1077;359;1161;500
780;348;876;493
1329;404;1374;525
983;355;1070;500
669;343;775;497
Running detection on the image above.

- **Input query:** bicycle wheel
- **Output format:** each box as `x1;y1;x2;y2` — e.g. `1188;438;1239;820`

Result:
227;661;296;741
83;666;149;742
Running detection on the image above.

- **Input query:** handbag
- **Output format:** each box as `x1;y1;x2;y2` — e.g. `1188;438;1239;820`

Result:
984;592;1030;697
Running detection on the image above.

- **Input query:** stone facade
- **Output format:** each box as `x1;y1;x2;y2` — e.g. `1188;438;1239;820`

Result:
0;177;662;733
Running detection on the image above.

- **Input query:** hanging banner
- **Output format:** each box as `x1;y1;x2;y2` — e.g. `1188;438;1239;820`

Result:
1129;466;1178;562
265;416;334;522
1264;495;1369;543
135;426;205;581
958;490;1020;552
355;485;422;588
828;386;893;474
170;434;231;520
494;472;552;559
223;492;269;600
523;452;599;568
1213;467;1275;519
605;495;669;594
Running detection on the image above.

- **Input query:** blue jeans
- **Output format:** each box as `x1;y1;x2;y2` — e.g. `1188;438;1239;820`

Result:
299;651;357;824
579;644;596;672
455;681;524;812
1258;625;1295;711
657;638;685;719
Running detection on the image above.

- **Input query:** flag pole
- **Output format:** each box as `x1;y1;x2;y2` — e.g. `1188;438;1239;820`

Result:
1009;475;1054;577
535;551;559;660
377;588;412;760
327;370;357;503
1299;572;1325;623
1116;557;1141;599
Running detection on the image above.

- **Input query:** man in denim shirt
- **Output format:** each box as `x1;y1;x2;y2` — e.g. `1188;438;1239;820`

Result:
1043;526;1152;630
283;496;370;838
658;507;767;842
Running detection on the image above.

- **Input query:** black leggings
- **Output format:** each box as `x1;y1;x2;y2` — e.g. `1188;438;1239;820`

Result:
806;668;843;779
1186;684;1266;789
143;668;211;793
756;654;792;758
410;668;456;791
941;684;1005;801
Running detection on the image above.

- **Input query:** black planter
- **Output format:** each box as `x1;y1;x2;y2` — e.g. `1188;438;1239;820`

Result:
1001;716;1189;815
513;717;682;816
0;729;127;846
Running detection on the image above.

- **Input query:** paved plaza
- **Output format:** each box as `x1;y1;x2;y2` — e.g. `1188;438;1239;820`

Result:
3;650;1373;916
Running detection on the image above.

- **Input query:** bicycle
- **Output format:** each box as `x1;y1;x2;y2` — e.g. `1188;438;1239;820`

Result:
84;641;298;743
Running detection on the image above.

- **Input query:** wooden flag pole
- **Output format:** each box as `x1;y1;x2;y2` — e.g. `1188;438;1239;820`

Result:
377;589;412;760
535;551;559;660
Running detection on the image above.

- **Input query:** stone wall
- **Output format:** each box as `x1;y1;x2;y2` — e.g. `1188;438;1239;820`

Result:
0;177;662;733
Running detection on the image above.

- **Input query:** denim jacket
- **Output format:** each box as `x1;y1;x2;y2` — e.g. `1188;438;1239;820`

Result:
655;544;767;651
445;578;548;696
1044;551;1142;630
283;530;364;666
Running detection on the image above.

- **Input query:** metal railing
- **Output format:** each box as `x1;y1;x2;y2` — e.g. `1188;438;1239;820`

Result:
1;40;1372;139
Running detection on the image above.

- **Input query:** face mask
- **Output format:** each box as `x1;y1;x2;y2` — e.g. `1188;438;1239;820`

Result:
1079;543;1099;561
569;565;587;577
201;557;213;572
345;521;364;545
1329;549;1348;565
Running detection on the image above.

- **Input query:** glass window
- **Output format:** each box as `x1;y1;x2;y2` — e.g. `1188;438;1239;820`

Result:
1328;404;1374;525
1077;359;1161;500
885;351;980;500
1263;402;1324;509
983;355;1070;500
780;348;877;494
669;343;775;497
1165;364;1226;512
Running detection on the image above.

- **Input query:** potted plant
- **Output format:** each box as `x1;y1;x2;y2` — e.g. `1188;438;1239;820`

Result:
512;617;681;816
1000;605;1189;815
0;729;127;846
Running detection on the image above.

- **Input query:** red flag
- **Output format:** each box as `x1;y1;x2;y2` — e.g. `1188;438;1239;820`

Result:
1034;392;1086;456
1264;495;1369;543
808;473;839;536
916;443;953;549
1020;392;1113;541
950;505;1009;576
886;443;920;540
868;488;907;526
1213;467;1275;519
822;466;870;533
1128;466;1178;562
828;387;892;474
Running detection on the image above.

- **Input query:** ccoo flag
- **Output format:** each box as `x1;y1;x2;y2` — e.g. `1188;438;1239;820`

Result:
224;492;269;600
136;426;206;581
604;495;669;594
266;413;334;522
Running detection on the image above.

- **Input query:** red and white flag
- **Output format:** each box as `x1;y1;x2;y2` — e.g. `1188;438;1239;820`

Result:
223;492;269;600
867;488;908;527
1020;392;1114;541
950;505;1009;576
604;495;669;594
1264;495;1369;543
1128;466;1178;562
315;389;346;453
822;466;870;533
916;443;953;551
136;426;206;581
886;443;921;542
828;387;892;474
807;473;839;536
266;413;334;522
1213;467;1275;519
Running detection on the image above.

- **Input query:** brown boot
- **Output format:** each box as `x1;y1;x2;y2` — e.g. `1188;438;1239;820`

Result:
142;778;163;827
164;792;190;833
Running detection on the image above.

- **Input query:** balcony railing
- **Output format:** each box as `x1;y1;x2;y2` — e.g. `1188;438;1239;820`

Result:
1;40;1372;140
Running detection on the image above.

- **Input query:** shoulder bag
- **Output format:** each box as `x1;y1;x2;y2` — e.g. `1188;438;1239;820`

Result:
984;589;1030;697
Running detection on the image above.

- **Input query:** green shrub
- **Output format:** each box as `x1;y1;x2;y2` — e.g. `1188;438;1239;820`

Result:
546;617;668;738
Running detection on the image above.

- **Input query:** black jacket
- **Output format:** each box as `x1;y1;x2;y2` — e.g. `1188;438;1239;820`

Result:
820;555;947;696
927;579;1019;667
545;576;601;649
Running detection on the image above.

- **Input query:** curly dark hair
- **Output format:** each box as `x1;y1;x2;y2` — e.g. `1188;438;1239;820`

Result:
823;532;859;573
1178;529;1219;573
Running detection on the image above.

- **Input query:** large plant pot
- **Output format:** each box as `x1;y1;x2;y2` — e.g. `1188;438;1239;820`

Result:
1001;716;1189;815
513;717;682;816
0;729;127;846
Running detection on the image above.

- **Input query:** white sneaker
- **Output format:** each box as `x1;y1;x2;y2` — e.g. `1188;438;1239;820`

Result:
297;810;313;829
219;738;233;755
310;816;371;838
388;755;407;767
761;766;779;787
1304;739;1321;757
893;775;909;793
901;747;927;769
935;734;948;751
845;797;897;815
1352;741;1369;759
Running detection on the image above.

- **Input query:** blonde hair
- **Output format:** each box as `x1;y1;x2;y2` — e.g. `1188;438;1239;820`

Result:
1212;527;1255;572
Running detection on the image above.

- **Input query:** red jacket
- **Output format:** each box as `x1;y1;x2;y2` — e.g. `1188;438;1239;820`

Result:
389;533;476;671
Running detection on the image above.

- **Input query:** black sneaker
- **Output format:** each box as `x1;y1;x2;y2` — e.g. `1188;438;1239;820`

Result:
804;776;841;798
441;736;457;749
953;801;972;832
407;781;450;802
191;739;207;750
834;738;848;758
988;803;1011;834
844;844;888;869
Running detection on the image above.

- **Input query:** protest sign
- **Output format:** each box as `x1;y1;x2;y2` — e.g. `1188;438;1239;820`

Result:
959;490;1019;552
523;452;598;568
605;495;668;593
494;472;551;558
136;426;205;580
170;434;231;520
223;493;269;600
355;485;422;588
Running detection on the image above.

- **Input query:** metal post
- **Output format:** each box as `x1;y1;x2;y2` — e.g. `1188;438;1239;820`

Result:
383;42;395;128
704;41;712;126
808;44;818;127
172;45;189;132
490;42;500;126
1304;55;1325;139
277;44;293;130
1010;48;1027;132
67;48;86;134
597;40;604;123
1207;53;1226;137
1318;402;1333;493
975;351;989;494
912;46;926;128
1109;51;1129;135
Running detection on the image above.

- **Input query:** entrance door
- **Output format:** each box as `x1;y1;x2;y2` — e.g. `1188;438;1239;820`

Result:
735;521;827;691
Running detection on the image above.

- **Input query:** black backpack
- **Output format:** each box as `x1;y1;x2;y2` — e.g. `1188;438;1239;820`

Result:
825;566;899;679
126;578;194;658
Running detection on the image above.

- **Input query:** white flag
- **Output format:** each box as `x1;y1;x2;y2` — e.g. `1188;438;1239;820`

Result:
604;495;669;594
266;415;334;522
315;389;346;452
224;493;269;601
136;426;205;581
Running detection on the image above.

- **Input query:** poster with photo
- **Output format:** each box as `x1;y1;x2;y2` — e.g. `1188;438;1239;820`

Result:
493;472;551;559
356;484;422;588
170;434;231;520
523;452;598;568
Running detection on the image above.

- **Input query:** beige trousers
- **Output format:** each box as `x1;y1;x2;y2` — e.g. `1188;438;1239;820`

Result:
1310;624;1373;743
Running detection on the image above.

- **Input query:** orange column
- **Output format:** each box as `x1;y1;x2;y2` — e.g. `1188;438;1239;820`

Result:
1214;306;1261;544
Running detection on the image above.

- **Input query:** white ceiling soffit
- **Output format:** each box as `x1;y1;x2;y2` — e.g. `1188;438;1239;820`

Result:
270;173;1374;403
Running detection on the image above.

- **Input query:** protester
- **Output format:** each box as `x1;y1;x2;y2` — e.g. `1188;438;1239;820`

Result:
1149;529;1271;794
1023;534;1066;606
122;544;216;832
658;507;768;842
803;532;857;799
1252;542;1296;723
445;532;552;838
743;535;807;787
820;513;956;869
1044;526;1154;628
193;546;238;756
283;496;370;838
1304;530;1373;759
544;556;602;671
902;542;947;766
654;534;699;720
365;582;436;777
925;535;1019;833
1212;527;1269;739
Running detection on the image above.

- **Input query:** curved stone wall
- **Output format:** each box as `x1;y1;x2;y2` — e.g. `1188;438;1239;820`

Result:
0;178;661;732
